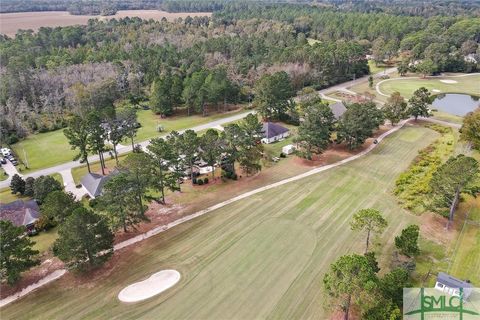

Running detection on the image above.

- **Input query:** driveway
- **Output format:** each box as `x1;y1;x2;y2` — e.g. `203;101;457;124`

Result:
1;160;21;179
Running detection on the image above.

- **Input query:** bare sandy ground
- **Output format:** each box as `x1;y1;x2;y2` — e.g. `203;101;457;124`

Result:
118;270;181;303
0;10;211;37
440;79;458;84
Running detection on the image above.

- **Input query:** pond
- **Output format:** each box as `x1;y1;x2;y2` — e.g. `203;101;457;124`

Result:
431;93;479;116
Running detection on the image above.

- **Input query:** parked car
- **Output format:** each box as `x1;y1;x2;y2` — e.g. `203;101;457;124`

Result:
0;157;6;164
11;160;18;166
1;148;11;157
7;155;15;161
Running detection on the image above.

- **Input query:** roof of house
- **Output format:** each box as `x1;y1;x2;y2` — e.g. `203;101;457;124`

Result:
0;200;40;227
436;272;472;289
329;101;347;119
81;170;118;197
262;122;289;139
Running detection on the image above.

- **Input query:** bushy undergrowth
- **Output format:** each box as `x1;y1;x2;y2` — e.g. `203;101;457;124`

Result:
394;124;455;214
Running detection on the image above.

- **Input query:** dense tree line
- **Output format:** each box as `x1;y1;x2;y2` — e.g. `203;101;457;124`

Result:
1;1;478;144
0;0;227;15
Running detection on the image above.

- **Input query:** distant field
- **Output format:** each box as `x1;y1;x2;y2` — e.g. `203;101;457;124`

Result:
1;126;439;319
377;74;480;98
0;10;212;37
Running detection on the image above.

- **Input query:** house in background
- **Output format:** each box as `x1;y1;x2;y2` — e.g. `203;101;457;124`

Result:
261;122;289;144
0;199;40;234
329;101;347;120
435;272;473;299
81;170;119;198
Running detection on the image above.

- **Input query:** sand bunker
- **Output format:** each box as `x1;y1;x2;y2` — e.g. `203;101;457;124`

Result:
432;89;441;92
440;80;458;84
118;270;180;303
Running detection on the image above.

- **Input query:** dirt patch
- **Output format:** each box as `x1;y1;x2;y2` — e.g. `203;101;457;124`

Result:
419;212;460;246
0;257;64;299
293;126;391;167
114;202;186;244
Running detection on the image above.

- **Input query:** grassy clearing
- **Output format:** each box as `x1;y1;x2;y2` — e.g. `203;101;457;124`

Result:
378;74;480;98
10;108;246;174
134;108;246;142
414;196;480;287
11;130;77;174
368;60;392;74
431;110;464;124
1;126;439;320
31;227;58;254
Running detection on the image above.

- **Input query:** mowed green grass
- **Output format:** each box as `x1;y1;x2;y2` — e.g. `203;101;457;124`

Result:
449;197;480;285
378;74;480;98
10;110;246;173
1;126;438;320
11;130;77;173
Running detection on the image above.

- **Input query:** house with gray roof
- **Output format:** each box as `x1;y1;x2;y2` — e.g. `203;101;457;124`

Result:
261;122;290;144
435;272;473;299
0;200;40;233
329;101;347;120
81;170;119;199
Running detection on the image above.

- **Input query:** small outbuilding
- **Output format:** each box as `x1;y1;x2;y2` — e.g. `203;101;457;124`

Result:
0;199;40;233
282;144;295;155
261;122;290;144
435;272;473;299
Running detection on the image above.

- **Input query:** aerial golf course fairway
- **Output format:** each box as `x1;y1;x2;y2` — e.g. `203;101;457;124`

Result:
377;74;480;98
1;125;440;320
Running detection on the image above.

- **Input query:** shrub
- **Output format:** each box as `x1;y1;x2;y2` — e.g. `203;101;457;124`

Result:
280;152;286;158
232;173;238;180
204;177;209;184
192;178;197;184
197;179;204;185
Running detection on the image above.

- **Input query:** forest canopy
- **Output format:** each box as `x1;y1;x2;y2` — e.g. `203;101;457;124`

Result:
0;0;479;144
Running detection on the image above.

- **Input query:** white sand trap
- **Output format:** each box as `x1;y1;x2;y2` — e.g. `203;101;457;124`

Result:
432;89;441;92
118;270;180;303
440;79;458;84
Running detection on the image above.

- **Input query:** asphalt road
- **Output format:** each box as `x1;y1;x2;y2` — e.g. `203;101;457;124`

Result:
0;111;254;188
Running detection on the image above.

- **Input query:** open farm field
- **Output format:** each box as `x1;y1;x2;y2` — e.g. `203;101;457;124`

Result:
0;10;212;37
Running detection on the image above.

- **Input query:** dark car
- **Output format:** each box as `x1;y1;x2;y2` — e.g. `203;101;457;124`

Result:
11;160;18;166
0;158;6;164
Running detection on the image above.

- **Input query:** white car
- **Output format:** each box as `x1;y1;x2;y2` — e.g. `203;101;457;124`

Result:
1;148;11;157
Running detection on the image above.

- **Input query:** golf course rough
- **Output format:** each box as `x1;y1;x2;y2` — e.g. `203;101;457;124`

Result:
1;125;440;320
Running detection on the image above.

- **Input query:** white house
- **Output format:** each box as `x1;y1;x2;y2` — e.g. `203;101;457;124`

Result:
261;122;289;144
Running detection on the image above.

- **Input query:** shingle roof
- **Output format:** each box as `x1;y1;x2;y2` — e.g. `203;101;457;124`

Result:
437;272;472;289
0;200;40;227
262;122;289;139
330;102;347;119
81;172;115;197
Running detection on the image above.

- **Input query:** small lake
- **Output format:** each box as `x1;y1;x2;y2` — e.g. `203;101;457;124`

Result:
431;93;479;116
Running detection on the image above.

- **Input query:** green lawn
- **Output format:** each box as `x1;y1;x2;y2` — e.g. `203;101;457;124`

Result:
134;108;247;142
31;227;58;254
368;60;391;74
448;197;480;285
1;125;440;320
11;130;77;174
10;109;247;173
378;74;480;99
0;167;8;181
